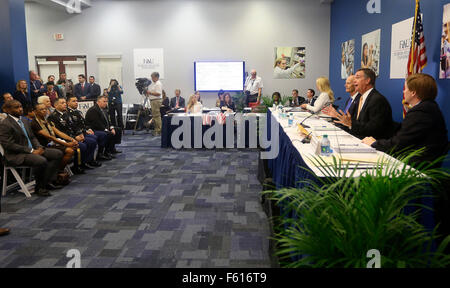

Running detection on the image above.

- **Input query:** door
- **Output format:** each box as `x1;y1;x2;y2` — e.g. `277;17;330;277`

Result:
64;61;86;83
97;57;123;93
35;56;87;83
36;60;60;83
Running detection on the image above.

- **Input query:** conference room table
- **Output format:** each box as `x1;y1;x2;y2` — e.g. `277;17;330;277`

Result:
161;109;265;149
265;108;434;232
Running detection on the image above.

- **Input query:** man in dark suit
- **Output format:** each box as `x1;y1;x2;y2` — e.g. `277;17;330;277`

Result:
74;74;91;101
0;100;63;196
88;76;101;100
322;75;361;121
363;73;448;167
290;89;305;107
333;68;394;139
85;96;122;158
169;89;186;109
29;70;43;104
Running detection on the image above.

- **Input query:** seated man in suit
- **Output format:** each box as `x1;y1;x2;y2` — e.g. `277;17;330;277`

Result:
170;89;186;109
48;98;98;173
333;68;394;139
290;89;305;107
87;76;101;100
363;73;448;167
73;74;91;101
0;100;63;196
85;96;122;158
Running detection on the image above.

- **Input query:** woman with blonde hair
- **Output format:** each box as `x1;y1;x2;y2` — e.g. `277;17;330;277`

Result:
13;80;32;109
186;94;202;114
301;77;334;113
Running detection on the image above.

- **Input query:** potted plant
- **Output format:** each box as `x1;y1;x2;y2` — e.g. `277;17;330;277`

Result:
265;150;450;268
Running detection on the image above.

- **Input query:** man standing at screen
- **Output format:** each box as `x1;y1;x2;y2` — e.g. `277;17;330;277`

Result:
146;72;163;136
244;69;263;106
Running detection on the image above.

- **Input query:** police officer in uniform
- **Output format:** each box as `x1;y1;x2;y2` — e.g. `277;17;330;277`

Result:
48;98;99;173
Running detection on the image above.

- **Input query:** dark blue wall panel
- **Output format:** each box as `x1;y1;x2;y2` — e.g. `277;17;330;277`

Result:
0;0;29;95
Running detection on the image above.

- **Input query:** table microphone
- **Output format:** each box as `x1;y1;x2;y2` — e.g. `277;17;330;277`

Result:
299;97;342;128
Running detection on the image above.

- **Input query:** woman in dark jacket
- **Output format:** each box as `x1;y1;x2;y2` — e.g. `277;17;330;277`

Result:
363;73;448;167
13;80;32;109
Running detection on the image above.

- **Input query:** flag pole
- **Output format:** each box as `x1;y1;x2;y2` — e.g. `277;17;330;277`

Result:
409;0;419;74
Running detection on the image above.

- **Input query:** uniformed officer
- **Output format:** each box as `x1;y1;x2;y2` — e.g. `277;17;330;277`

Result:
48;98;99;172
66;96;108;163
67;96;112;161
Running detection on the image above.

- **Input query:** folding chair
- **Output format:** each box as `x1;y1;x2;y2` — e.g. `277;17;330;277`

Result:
0;144;35;198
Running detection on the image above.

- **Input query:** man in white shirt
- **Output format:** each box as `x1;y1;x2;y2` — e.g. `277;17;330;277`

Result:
244;69;263;106
146;72;163;136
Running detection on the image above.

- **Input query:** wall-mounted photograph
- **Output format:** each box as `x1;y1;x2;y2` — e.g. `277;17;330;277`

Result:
341;39;355;79
361;29;381;76
273;47;306;79
440;3;450;79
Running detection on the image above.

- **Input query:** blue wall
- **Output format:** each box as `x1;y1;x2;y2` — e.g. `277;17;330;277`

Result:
0;0;29;95
330;0;450;141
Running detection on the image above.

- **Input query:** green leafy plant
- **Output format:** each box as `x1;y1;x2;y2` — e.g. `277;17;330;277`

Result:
232;92;246;113
265;150;450;268
261;95;274;107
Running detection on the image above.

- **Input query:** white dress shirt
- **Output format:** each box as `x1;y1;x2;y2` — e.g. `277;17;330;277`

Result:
358;88;374;114
244;76;263;95
148;80;163;100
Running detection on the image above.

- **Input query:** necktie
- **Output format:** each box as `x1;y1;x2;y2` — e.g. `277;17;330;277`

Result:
82;83;85;93
176;97;179;107
102;109;110;127
18;119;33;149
356;97;364;120
344;98;353;114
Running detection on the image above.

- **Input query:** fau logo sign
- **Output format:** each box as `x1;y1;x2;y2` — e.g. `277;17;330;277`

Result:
366;0;381;14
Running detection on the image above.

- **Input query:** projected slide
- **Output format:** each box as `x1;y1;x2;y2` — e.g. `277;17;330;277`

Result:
195;61;245;91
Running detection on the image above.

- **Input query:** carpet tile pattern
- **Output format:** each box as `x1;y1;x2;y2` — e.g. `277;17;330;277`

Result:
0;133;271;268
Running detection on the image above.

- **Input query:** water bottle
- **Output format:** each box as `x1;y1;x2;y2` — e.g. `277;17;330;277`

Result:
288;113;294;127
320;135;332;156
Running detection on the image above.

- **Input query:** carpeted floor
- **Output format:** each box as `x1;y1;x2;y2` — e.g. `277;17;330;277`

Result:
0;132;272;268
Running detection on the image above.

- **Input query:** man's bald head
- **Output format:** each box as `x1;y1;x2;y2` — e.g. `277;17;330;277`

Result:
345;75;356;95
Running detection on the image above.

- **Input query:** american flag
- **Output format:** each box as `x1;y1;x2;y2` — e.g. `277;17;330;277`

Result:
403;0;427;117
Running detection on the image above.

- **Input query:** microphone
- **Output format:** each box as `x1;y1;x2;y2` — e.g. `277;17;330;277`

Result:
299;97;342;128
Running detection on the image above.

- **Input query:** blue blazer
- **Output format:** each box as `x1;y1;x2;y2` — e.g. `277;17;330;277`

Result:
170;96;186;108
74;82;91;100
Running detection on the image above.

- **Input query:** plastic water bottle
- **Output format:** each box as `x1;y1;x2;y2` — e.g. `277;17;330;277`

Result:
288;113;294;127
320;135;332;156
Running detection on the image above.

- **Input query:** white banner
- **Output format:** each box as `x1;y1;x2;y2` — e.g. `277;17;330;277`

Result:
77;101;95;117
390;17;414;79
133;48;164;79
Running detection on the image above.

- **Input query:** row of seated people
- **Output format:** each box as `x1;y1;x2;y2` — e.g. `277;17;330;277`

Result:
0;95;122;197
159;90;237;115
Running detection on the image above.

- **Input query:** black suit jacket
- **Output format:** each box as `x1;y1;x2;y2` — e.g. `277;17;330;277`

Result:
88;83;101;100
170;97;186;109
0;116;42;166
74;82;91;100
13;91;32;109
85;104;111;132
350;89;394;139
373;100;448;166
